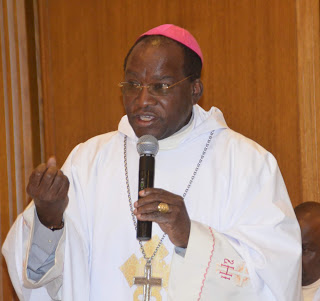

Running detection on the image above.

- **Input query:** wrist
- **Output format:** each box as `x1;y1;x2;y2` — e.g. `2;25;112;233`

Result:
49;219;64;231
35;207;64;230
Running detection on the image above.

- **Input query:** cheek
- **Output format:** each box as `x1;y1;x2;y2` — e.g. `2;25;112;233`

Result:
123;97;137;116
164;104;188;126
123;96;131;108
164;94;192;114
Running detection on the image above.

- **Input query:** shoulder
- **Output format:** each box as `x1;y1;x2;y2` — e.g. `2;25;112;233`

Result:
214;128;278;174
78;131;119;152
217;128;271;156
62;131;122;170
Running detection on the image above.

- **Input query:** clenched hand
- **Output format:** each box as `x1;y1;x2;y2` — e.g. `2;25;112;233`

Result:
26;157;69;228
134;188;191;248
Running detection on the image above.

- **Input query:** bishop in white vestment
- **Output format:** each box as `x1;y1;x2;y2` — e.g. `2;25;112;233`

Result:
2;24;302;301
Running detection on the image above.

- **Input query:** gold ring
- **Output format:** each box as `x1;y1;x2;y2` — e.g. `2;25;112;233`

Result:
158;202;169;214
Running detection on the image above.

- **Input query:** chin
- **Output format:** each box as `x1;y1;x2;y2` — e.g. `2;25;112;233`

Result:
133;128;163;140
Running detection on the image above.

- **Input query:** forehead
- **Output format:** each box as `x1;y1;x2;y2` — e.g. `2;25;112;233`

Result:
125;39;185;78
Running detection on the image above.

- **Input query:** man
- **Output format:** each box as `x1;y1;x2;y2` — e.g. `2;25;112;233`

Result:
295;202;320;301
3;24;302;301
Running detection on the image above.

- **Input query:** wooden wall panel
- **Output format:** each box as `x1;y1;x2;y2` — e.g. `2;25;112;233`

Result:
296;0;320;204
0;0;41;300
201;0;301;205
0;2;16;297
37;0;302;206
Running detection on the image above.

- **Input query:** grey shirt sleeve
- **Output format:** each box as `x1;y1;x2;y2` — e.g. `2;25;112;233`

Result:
175;246;186;258
27;211;64;281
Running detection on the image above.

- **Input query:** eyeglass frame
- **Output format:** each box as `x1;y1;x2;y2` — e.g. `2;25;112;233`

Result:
118;75;193;96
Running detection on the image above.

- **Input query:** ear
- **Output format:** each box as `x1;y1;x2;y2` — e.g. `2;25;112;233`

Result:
191;79;203;105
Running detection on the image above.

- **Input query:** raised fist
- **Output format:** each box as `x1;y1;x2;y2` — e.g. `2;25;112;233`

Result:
26;157;69;228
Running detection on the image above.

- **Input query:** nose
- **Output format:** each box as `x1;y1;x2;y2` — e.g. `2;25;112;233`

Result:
135;86;157;107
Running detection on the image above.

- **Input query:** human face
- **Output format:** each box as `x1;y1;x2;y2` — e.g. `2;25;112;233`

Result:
123;40;199;140
296;212;320;286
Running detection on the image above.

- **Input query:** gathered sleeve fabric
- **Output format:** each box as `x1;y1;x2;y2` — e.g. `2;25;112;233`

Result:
168;146;302;301
2;144;90;300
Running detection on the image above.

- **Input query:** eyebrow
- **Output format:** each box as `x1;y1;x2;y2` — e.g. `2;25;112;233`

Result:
125;70;139;77
156;75;174;81
125;70;175;81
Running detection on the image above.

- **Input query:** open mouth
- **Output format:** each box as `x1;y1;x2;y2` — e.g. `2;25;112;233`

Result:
139;115;155;122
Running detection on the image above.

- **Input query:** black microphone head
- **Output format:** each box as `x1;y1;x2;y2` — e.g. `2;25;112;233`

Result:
137;135;159;156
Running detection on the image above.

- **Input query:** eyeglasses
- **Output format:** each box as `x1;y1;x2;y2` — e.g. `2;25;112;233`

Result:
118;75;192;97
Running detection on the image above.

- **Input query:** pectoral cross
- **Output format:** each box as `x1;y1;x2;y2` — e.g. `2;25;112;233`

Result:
134;261;162;301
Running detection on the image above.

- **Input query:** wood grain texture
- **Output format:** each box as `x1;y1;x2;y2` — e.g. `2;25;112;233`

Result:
37;0;302;206
296;0;320;204
0;0;20;299
200;0;301;206
0;0;40;299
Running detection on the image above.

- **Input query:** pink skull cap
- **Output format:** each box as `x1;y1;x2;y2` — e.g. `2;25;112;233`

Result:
139;24;203;63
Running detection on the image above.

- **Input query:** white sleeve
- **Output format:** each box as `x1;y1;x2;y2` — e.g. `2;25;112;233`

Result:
2;145;81;301
168;221;272;301
168;159;302;301
2;203;65;300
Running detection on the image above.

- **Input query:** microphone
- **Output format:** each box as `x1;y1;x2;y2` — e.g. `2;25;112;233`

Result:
136;135;159;241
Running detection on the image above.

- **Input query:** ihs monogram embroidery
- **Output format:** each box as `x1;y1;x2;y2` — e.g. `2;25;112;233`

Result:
216;258;250;287
120;235;170;300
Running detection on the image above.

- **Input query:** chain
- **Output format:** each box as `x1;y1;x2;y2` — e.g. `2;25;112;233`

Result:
124;130;215;263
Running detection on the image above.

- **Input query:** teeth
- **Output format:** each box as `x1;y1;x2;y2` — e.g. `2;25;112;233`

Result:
140;116;153;121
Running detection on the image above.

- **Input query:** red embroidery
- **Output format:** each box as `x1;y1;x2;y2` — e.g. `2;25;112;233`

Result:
224;258;234;265
219;262;235;280
216;259;250;286
197;227;215;301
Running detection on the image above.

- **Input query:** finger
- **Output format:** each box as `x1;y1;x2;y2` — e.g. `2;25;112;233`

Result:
47;156;56;168
135;195;167;208
45;166;59;188
27;163;47;196
135;201;170;215
139;188;182;202
137;207;181;226
54;173;70;200
134;195;160;208
36;166;59;200
139;188;165;197
136;192;183;207
31;163;48;185
137;210;171;223
47;169;64;193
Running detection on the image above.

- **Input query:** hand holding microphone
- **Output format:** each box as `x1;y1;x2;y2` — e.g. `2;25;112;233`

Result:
134;135;191;248
136;135;159;241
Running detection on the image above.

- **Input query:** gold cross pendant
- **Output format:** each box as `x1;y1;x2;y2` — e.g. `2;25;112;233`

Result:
134;261;162;301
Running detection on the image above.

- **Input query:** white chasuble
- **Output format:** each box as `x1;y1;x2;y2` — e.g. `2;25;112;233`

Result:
2;105;302;301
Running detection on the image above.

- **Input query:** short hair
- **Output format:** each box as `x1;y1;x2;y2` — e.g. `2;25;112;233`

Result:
294;201;320;213
123;35;202;81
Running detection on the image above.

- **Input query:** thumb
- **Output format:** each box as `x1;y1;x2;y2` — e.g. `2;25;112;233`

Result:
47;156;57;168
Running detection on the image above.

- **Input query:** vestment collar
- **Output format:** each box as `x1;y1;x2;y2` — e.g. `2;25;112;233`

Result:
118;104;229;149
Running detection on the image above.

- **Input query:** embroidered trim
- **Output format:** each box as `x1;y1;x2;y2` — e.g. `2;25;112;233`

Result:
197;227;215;301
